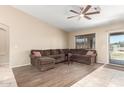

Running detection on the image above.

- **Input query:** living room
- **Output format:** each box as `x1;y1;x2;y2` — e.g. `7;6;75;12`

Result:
0;3;124;88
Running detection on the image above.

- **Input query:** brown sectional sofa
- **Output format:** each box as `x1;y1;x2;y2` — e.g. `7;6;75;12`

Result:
30;49;97;71
69;49;97;65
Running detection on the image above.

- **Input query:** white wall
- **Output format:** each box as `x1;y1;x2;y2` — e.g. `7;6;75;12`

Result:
0;6;68;67
68;23;124;64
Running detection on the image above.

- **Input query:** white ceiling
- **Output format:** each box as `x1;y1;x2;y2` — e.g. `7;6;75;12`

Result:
13;5;124;32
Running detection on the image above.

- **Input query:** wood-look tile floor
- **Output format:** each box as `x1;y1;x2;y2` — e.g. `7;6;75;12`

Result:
0;64;17;87
12;62;102;87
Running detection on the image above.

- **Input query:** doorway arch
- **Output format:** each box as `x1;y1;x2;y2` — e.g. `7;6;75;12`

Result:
0;23;9;65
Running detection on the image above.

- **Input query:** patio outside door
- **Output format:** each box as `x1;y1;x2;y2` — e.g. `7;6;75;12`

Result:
109;32;124;66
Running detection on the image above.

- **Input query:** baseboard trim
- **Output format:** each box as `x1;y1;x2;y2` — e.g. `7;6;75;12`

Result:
11;63;31;68
109;63;124;68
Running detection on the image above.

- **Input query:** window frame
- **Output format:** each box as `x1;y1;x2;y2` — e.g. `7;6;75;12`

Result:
75;33;96;49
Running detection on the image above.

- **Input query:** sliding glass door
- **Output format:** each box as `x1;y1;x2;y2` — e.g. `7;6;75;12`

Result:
109;32;124;65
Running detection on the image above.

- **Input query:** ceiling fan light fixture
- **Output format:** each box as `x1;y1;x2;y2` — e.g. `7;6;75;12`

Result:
80;14;84;17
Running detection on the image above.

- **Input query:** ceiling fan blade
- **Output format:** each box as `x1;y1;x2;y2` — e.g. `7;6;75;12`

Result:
80;7;83;11
70;10;80;14
85;11;100;15
83;5;91;14
80;7;84;13
67;15;78;19
84;15;91;20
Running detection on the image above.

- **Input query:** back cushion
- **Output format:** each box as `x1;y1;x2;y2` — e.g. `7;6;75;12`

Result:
75;49;83;54
69;49;90;55
80;49;87;55
59;49;64;54
51;49;59;55
42;50;51;56
69;49;77;54
63;49;69;54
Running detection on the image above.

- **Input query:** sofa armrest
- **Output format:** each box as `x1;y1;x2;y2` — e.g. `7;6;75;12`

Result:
91;54;97;57
81;55;90;57
30;54;42;59
30;54;42;66
81;54;97;65
81;54;96;57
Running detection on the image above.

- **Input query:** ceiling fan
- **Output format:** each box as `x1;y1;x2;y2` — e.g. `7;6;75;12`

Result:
67;5;100;20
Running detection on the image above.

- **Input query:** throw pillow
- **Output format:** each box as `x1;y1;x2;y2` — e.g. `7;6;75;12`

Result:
86;51;93;55
33;51;41;57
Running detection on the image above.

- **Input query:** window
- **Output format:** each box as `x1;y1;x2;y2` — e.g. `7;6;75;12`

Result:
75;33;95;49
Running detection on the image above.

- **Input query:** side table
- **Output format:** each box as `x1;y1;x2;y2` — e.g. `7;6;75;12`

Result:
65;53;73;65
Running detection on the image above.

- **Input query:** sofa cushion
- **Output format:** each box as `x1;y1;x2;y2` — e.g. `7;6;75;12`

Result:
59;49;64;54
70;54;81;59
55;57;65;63
49;54;65;59
51;49;59;55
78;49;87;55
37;57;55;65
49;55;59;59
42;50;51;56
63;49;69;54
69;49;76;54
